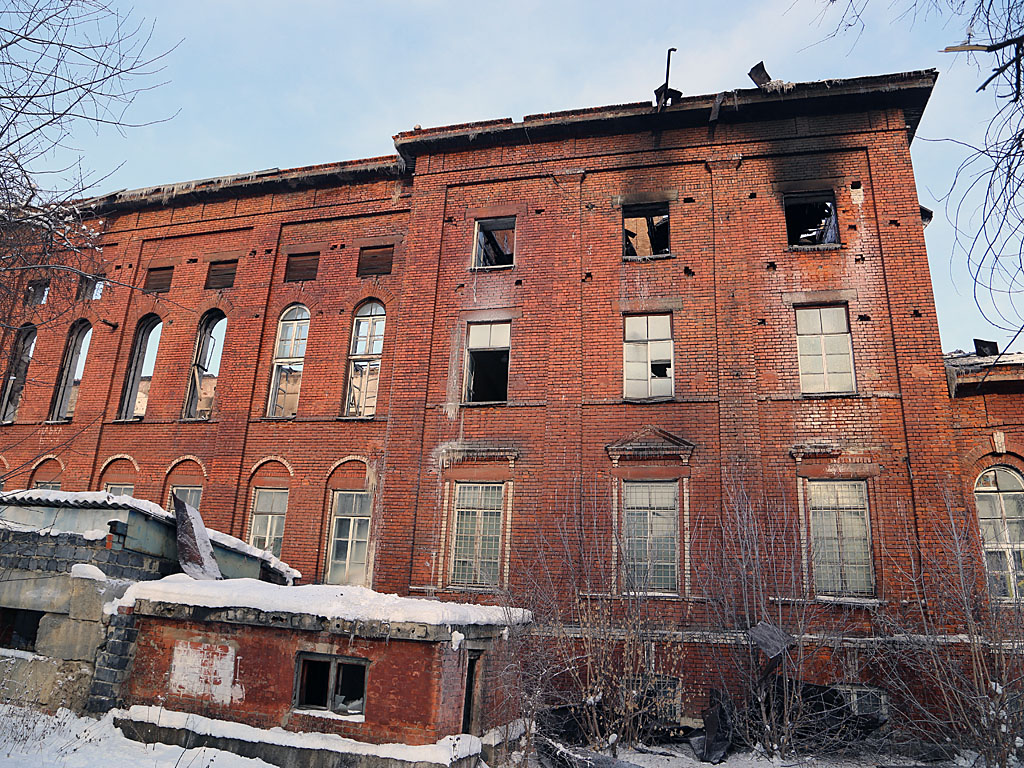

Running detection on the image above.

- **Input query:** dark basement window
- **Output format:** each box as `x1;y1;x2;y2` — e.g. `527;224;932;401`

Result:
623;203;670;259
205;260;238;289
295;653;367;715
785;192;839;246
473;217;516;268
357;245;394;277
284;252;320;283
0;608;44;652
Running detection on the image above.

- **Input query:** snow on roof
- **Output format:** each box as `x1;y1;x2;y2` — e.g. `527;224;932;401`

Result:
944;351;1024;369
115;574;531;628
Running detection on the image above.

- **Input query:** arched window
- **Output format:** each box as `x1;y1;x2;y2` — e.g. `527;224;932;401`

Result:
267;305;308;418
118;315;163;420
975;467;1024;598
49;320;92;421
184;311;226;419
344;301;385;417
0;324;37;423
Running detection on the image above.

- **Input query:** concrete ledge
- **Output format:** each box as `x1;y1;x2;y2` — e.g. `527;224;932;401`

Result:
0;570;72;614
36;614;105;662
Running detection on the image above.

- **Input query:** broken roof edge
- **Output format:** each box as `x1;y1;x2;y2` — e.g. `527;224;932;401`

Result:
394;69;938;163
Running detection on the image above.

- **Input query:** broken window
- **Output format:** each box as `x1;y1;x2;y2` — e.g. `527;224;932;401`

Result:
326;491;371;586
144;266;173;293
785;192;839;246
0;324;37;423
974;467;1024;599
451;482;504;587
184;310;226;420
267;305;308;418
250;488;288;557
357;245;394;277
344;302;385;417
25;279;49;306
808;481;873;596
0;608;44;652
105;482;134;497
796;306;855;394
205;260;237;289
49;320;92;421
118;315;163;420
465;322;510;403
623;481;679;594
284;252;319;282
170;486;202;512
623;314;673;400
295;654;367;716
76;274;105;301
473;217;515;268
623;203;670;259
836;686;889;719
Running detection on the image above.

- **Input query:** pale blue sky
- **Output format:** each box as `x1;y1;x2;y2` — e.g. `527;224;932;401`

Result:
65;0;1008;352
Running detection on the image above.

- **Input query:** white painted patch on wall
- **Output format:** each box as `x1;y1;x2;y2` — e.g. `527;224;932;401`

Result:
169;640;244;705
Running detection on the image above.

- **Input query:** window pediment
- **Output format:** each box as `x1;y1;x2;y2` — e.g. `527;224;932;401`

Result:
605;426;694;465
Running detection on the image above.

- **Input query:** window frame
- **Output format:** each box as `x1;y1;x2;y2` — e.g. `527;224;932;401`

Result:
623;314;674;401
169;485;203;512
622;202;671;260
343;302;385;418
183;310;226;420
293;652;368;717
49;320;93;422
806;479;874;598
464;321;511;404
450;481;506;589
267;305;309;419
104;482;134;497
784;191;840;247
795;304;856;396
249;487;288;558
620;480;681;595
472;217;516;269
0;324;37;424
325;490;372;585
118;315;163;421
974;466;1024;600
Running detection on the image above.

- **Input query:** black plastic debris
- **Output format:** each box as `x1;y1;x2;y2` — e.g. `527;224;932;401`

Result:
687;689;735;763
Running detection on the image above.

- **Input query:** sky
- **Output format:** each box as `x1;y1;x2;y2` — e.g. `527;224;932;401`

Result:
59;0;1012;353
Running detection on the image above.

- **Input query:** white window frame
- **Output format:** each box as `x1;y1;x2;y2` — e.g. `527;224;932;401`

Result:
472;217;516;269
267;305;308;418
464;321;511;404
621;480;680;595
806;480;874;597
325;490;372;586
623;314;674;400
344;302;385;417
169;485;203;512
104;482;134;497
974;466;1024;599
250;487;288;557
450;482;505;588
796;305;855;395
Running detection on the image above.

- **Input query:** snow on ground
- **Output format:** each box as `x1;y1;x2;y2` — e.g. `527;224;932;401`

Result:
0;705;273;768
616;745;916;768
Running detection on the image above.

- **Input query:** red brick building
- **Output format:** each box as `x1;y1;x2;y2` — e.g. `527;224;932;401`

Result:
1;68;1001;719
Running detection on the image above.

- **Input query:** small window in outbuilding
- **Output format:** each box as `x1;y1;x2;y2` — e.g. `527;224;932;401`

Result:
295;654;366;715
623;204;670;259
473;217;515;268
25;280;50;305
205;260;237;289
284;252;319;282
144;266;174;293
785;192;839;246
357;245;394;277
0;608;43;652
465;322;510;403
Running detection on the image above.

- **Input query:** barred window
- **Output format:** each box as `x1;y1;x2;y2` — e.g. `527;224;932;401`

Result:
451;483;504;587
622;481;679;593
809;480;873;596
975;467;1024;599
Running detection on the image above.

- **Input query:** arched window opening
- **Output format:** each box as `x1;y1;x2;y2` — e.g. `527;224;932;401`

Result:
184;311;226;419
267;305;308;418
119;315;163;420
0;325;37;424
975;467;1024;598
344;302;385;418
50;321;92;421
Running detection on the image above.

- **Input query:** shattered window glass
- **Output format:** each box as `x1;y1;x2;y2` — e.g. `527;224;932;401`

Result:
785;192;839;246
623;204;670;259
268;305;309;418
623;314;673;400
474;217;515;268
296;655;366;715
344;302;385;417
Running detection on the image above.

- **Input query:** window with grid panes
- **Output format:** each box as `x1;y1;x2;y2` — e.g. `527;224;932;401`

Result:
796;306;855;394
267;305;308;418
808;480;873;596
105;483;134;497
326;491;371;585
974;467;1024;598
169;486;202;512
623;315;673;400
622;481;679;593
451;483;504;587
250;488;288;557
344;302;385;417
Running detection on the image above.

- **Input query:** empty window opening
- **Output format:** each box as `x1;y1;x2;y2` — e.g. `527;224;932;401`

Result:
205;260;237;290
357;245;394;277
184;311;226;420
25;279;49;306
144;266;173;293
473;217;515;268
623;204;670;258
296;655;366;715
463;654;480;734
344;302;385;417
119;315;163;420
326;491;371;586
809;480;873;596
250;488;288;557
623;314;673;400
50;321;92;421
170;486;202;512
0;325;37;423
284;252;319;282
76;275;104;301
465;322;510;403
0;608;43;652
785;192;839;246
796;306;855;394
268;305;308;418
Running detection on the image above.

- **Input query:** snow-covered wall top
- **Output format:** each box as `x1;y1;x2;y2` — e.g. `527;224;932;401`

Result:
115;574;532;628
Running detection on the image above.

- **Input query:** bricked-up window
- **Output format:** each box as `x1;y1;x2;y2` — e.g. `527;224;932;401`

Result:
357;245;393;277
0;324;37;424
796;306;855;394
975;467;1024;598
785;192;839;246
170;485;202;512
623;203;670;259
344;302;385;417
326;491;371;585
205;260;237;289
622;481;679;594
25;279;49;306
105;482;134;497
284;252;319;282
295;654;367;715
473;217;515;268
143;266;173;293
808;480;873;596
76;274;104;301
0;608;44;652
623;314;673;400
267;305;308;418
184;311;226;420
49;320;92;421
451;482;504;587
465;322;510;403
250;488;287;557
118;315;163;420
